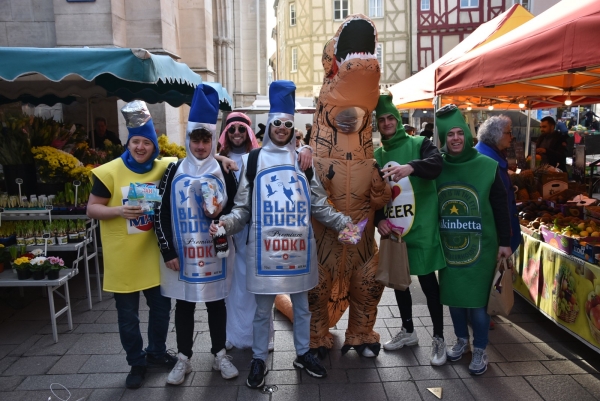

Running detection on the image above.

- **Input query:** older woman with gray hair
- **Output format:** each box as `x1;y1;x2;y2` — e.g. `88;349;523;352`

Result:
475;115;521;254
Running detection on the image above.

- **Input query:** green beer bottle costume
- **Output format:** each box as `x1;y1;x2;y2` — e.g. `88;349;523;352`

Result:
374;94;447;365
374;132;446;275
435;106;510;307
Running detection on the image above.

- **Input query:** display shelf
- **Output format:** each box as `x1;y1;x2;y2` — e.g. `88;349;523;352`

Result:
0;268;77;343
0;214;101;311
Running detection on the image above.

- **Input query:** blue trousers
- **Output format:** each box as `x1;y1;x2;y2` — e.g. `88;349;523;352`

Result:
253;292;310;361
114;285;172;366
449;306;490;349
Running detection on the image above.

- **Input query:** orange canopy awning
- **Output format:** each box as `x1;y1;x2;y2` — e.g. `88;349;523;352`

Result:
435;0;600;109
389;4;533;109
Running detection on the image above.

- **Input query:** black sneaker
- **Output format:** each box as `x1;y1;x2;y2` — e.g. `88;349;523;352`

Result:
125;365;146;389
293;351;327;378
146;351;178;369
246;358;268;389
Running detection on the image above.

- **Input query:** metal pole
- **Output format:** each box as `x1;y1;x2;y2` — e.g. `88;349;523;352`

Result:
525;108;532;157
88;99;94;148
433;96;441;147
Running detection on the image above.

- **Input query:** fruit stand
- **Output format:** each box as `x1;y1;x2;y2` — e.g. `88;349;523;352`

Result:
513;232;600;352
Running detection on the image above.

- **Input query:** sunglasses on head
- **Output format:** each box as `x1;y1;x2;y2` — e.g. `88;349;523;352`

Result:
227;125;247;134
271;119;294;129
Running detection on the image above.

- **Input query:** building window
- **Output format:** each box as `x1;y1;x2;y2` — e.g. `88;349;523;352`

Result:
513;0;529;11
376;43;383;73
334;1;349;20
460;0;479;8
291;47;298;72
290;3;296;26
421;0;430;11
369;0;383;18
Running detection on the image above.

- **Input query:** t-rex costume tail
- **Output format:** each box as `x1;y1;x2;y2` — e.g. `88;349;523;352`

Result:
304;15;390;356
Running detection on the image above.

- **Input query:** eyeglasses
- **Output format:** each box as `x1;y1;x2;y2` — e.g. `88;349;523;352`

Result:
227;125;247;134
271;119;294;129
503;129;513;136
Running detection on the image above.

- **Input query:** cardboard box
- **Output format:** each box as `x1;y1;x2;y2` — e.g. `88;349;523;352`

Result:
541;225;573;254
539;172;568;199
571;238;600;264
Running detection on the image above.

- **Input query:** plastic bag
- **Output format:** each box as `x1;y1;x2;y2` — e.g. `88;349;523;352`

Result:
200;180;224;215
127;183;161;215
338;218;368;245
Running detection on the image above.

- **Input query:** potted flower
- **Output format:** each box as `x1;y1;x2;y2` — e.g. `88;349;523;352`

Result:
56;221;68;245
67;220;79;243
77;220;86;241
34;221;45;246
15;222;25;246
12;254;33;280
45;256;65;280
24;221;35;246
45;222;56;246
29;256;47;280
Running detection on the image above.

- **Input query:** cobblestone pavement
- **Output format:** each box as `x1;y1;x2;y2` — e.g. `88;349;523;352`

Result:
0;269;599;401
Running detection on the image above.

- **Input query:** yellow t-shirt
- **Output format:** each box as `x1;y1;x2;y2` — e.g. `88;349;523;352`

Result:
93;158;174;293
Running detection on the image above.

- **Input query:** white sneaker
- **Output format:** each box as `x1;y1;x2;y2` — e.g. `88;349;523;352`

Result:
383;327;419;350
166;353;192;385
225;340;233;351
447;337;470;362
268;340;275;352
213;348;239;380
362;347;376;357
430;336;447;366
469;347;488;375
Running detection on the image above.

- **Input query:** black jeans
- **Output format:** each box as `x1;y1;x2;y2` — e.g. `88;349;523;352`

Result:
394;272;444;338
113;286;172;366
175;298;227;357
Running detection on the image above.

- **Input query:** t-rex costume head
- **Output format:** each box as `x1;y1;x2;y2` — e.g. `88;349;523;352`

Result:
311;14;380;160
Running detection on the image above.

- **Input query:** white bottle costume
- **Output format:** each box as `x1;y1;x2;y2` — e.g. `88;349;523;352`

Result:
156;112;234;303
220;119;350;294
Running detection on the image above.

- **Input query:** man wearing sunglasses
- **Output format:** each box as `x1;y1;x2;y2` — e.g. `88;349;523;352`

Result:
217;113;313;354
211;80;356;389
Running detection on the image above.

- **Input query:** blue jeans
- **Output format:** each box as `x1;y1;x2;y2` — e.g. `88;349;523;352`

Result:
114;285;172;366
449;306;490;349
253;292;310;361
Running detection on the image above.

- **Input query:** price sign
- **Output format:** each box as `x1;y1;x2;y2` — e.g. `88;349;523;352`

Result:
73;180;81;187
42;233;51;239
15;178;23;184
45;205;54;210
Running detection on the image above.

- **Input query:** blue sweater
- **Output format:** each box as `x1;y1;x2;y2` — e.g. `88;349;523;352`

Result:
475;141;521;253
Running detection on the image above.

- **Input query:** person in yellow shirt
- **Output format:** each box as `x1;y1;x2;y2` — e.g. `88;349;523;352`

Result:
87;101;177;389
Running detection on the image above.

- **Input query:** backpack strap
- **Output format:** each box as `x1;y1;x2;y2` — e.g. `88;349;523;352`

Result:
245;148;262;200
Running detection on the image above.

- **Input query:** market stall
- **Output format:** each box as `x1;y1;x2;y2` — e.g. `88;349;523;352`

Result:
514;232;600;352
0;47;231;315
427;0;600;353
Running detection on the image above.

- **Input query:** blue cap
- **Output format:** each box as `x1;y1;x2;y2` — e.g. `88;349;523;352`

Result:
189;84;220;124
269;80;296;115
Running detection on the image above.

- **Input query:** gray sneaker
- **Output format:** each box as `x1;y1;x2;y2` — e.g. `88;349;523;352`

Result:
430;336;447;366
469;347;488;375
383;327;419;351
446;337;470;362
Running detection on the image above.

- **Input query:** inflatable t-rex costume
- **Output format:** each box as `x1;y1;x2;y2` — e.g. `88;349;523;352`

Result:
307;15;390;356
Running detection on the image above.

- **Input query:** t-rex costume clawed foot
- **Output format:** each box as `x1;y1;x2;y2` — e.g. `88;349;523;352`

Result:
301;15;390;356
